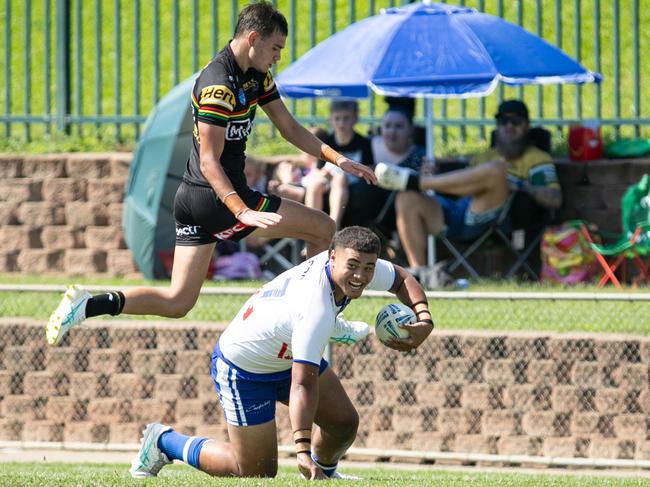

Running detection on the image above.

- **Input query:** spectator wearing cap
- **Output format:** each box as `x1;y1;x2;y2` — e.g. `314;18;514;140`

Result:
373;99;562;276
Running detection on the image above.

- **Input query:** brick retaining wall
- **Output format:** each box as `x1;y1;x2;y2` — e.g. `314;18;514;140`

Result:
2;318;650;461
0;154;140;277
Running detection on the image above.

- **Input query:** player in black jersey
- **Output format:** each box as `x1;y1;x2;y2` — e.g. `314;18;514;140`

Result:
46;4;376;353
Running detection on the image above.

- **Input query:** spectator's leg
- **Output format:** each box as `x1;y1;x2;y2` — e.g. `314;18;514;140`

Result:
304;175;327;212
328;172;349;229
395;192;443;268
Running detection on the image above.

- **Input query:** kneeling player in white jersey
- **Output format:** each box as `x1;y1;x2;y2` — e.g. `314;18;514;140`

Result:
130;226;433;480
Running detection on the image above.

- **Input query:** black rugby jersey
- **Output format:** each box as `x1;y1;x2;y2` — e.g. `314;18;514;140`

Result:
185;43;280;190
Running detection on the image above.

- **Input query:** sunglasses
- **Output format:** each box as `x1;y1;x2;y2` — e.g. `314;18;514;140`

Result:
497;115;526;126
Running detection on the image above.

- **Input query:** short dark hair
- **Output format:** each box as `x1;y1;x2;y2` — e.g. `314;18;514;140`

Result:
329;226;381;256
330;100;358;115
234;1;288;38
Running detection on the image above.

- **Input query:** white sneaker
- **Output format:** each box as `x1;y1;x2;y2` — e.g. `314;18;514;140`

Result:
374;162;413;191
130;423;172;478
45;285;92;346
331;471;362;480
329;317;369;345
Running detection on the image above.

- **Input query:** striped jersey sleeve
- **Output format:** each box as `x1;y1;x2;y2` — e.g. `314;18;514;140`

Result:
192;82;237;127
257;71;280;106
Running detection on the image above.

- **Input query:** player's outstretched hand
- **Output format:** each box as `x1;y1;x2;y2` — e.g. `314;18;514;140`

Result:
297;452;327;480
236;208;282;229
338;158;377;185
385;320;434;352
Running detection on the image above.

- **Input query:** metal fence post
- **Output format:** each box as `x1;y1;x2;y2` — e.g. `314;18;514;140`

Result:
55;0;71;134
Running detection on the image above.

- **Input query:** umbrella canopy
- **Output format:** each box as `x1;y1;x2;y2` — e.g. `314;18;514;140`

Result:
277;1;601;100
122;74;197;278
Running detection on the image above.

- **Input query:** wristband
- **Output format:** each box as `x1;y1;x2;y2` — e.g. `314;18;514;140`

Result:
296;449;311;456
320;144;343;165
221;190;247;219
419;318;434;326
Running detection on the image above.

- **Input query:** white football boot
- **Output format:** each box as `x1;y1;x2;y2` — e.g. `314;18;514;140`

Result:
374;162;414;191
329;317;369;345
130;423;172;478
331;471;362;480
45;285;92;346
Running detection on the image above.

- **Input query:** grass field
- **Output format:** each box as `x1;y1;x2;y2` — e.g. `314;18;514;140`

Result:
2;463;650;487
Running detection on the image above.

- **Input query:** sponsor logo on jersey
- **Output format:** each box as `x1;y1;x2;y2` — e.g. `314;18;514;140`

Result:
242;79;258;92
176;225;200;236
263;72;275;92
225;119;253;141
215;221;248;240
238;88;246;105
200;84;236;111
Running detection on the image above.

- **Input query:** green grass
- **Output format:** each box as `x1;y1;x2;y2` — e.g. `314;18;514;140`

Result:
2;272;649;335
2;0;649;153
1;463;649;487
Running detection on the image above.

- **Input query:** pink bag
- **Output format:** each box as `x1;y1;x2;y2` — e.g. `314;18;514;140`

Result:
212;252;262;280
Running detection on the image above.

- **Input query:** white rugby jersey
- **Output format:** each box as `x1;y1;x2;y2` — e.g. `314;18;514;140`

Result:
218;251;395;374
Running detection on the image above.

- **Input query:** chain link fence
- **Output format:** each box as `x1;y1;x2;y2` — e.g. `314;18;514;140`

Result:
2;286;650;466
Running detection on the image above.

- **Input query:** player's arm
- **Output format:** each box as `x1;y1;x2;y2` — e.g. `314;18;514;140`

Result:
387;264;434;352
290;362;326;480
198;122;281;228
261;99;377;185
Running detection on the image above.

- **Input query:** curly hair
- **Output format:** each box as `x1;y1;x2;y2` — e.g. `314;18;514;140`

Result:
329;226;381;256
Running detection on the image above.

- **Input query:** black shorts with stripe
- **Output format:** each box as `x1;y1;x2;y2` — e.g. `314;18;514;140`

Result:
173;180;281;246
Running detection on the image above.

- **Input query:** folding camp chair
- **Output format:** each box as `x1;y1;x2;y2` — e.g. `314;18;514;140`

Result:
579;174;650;288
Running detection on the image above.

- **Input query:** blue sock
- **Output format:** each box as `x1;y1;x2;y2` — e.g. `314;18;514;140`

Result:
311;453;337;477
158;430;208;469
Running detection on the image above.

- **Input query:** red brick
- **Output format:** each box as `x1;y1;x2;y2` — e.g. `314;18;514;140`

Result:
87;180;125;204
22;420;64;442
69;372;99;399
23;371;56;397
1;395;34;420
3;346;31;371
0;419;23;440
107;250;140;277
572;412;599;435
521;411;556;436
16;202;66;226
543;437;575;457
65;154;111;179
155;374;182;400
64;249;107;274
17;249;63;273
63;421;95;443
87;350;123;374
572;361;602;388
438;359;469;384
64;202;108;228
0;227;41;252
483;359;515;385
503;385;535;411
588;438;622;459
0;202;18;225
176;351;211;376
595;389;625;413
613;414;647;440
85;226;125;250
0;156;22;178
45;348;77;371
482;410;518;436
87;398;122;422
612;364;647;389
42;179;87;203
0;251;18;271
22;155;67;178
0;180;41;202
455;434;491;454
110;422;140;444
498;435;534;456
107;203;124;226
41;226;83;250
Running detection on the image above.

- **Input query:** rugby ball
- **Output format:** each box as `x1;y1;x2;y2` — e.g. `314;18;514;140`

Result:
374;303;415;344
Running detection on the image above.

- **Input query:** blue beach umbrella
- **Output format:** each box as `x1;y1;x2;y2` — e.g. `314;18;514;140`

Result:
276;1;601;155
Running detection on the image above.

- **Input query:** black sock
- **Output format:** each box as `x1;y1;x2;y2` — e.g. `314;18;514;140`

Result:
406;173;420;191
85;291;125;317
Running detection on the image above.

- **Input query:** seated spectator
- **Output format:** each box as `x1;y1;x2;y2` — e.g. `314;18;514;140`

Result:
375;99;562;273
303;101;374;229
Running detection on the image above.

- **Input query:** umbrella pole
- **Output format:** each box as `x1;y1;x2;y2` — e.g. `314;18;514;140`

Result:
425;98;436;268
